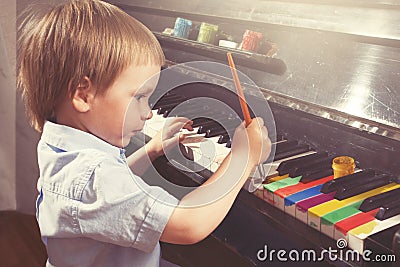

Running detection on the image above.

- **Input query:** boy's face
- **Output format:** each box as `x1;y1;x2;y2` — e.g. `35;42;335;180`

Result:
89;64;160;147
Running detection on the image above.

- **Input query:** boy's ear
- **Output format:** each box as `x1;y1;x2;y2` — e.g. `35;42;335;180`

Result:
71;77;94;113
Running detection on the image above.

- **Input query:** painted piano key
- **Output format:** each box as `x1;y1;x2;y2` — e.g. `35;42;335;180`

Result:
274;175;333;211
283;184;324;217
263;176;301;205
308;183;400;231
320;201;363;238
295;192;336;224
334;209;379;241
261;174;290;201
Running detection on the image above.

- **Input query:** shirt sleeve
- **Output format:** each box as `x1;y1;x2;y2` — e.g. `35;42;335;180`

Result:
77;155;179;253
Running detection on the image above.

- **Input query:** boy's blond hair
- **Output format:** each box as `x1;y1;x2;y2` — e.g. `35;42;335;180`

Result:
18;0;165;132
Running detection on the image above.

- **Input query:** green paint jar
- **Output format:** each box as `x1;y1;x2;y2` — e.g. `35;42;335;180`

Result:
197;22;219;44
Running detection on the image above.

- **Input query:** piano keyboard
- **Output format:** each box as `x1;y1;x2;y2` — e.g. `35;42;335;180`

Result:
261;158;400;255
142;92;400;256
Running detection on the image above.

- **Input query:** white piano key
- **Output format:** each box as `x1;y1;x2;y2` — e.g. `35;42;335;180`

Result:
285;204;297;217
295;206;309;224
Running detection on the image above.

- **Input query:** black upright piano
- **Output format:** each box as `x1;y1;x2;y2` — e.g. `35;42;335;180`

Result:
111;1;400;266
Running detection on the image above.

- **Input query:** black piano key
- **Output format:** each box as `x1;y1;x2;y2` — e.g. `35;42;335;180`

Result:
333;172;390;194
376;198;400;220
151;94;178;107
300;168;334;183
359;187;400;212
208;119;239;130
205;126;226;138
179;143;194;161
152;95;184;109
171;106;205;119
204;122;239;138
196;117;235;133
192;117;212;127
277;152;328;176
226;139;232;148
334;173;393;200
271;144;311;162
170;107;215;118
287;156;334;178
154;99;182;110
205;126;237;138
320;169;377;193
218;134;230;144
165;106;218;119
162;109;170;118
157;104;177;115
205;129;223;138
274;140;298;154
197;121;221;134
337;170;390;188
192;114;232;127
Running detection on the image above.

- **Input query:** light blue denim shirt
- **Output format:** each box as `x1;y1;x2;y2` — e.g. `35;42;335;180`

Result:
36;121;178;267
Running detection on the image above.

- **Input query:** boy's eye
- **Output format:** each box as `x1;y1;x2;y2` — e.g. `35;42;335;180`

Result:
134;94;145;101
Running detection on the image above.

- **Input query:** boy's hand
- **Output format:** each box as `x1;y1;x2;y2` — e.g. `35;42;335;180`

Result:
231;117;271;166
146;117;193;158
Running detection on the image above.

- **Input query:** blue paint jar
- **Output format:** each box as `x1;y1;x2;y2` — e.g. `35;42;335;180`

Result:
173;17;192;38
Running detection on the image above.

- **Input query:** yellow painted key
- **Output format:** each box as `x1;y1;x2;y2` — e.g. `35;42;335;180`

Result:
267;174;289;183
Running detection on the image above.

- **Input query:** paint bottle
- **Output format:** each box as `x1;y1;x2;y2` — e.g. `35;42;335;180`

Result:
241;30;263;52
197;22;219;44
173;17;192;38
332;156;355;178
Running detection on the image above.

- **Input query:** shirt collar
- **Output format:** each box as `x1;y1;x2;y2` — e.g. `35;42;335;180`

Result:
41;121;124;158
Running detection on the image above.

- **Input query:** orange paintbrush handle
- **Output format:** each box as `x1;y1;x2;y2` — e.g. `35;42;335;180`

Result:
227;52;252;127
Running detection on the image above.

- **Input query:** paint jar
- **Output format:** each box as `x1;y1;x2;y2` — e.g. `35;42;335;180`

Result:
197;22;219;44
173;17;192;38
332;156;355;179
241;30;263;52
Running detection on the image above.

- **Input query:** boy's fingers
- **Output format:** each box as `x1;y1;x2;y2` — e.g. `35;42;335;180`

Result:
166;117;193;131
183;121;193;131
262;127;268;136
252;117;264;128
163;121;192;139
163;134;182;148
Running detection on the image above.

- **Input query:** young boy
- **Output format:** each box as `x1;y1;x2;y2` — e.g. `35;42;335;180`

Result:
18;0;271;266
